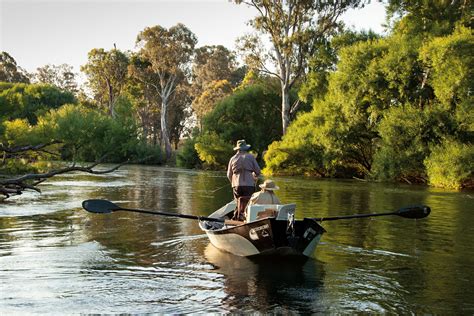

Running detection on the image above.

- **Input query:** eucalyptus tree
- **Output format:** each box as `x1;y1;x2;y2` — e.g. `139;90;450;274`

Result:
34;63;78;94
192;45;242;128
134;23;197;160
192;45;235;90
191;45;241;127
233;0;361;135
193;80;233;128
168;80;192;149
0;52;30;83
81;48;129;117
123;74;160;144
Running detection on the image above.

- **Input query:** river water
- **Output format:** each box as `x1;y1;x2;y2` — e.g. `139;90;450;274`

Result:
0;165;473;314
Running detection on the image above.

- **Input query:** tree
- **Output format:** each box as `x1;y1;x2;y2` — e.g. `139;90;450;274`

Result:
233;0;361;135
0;52;30;83
34;63;78;94
168;80;192;150
135;24;197;160
195;83;282;168
419;25;473;120
425;139;473;189
193;80;233;128
0;82;76;125
81;48;129;117
299;30;380;105
191;45;239;127
386;0;472;37
263;6;473;188
192;45;236;91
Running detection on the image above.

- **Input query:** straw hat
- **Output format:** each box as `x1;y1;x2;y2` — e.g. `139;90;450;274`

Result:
259;179;279;191
233;139;251;151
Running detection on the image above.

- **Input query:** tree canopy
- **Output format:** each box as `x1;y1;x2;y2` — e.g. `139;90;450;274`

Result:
234;0;361;135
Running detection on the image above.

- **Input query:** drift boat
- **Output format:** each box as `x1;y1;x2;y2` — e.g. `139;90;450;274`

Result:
82;199;430;259
199;201;326;258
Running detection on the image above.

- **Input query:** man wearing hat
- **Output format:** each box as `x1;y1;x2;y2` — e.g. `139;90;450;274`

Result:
249;179;281;205
227;139;261;220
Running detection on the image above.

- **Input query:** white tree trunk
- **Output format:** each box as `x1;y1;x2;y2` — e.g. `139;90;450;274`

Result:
161;98;172;160
281;85;290;135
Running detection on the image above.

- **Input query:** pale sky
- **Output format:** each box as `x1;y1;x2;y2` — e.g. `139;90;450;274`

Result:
0;0;387;74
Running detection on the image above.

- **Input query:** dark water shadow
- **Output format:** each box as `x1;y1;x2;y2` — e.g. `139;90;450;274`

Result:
204;244;326;313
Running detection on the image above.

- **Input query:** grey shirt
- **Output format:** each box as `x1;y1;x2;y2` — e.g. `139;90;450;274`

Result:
249;190;281;205
227;151;261;188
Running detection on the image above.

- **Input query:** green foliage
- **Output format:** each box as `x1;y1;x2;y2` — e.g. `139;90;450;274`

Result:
420;25;474;112
265;7;472;187
371;105;458;183
234;0;361;134
264;97;373;178
194;132;233;169
135;23;197;160
0;158;38;175
34;63;78;94
299;30;380;104
0;52;30;83
194;83;282;168
263;111;327;176
193;79;233;125
176;136;201;169
0;82;76;124
35;104;161;163
2;118;33;146
387;0;471;38
0;81;161;175
425;139;474;189
81;48;129;116
129;142;162;164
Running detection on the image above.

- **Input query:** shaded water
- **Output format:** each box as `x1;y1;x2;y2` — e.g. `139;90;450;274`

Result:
1;165;473;314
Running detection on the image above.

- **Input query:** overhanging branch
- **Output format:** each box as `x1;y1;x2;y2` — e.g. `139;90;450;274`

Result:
0;160;128;201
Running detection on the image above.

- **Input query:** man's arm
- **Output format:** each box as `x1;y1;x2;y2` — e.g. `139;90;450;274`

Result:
252;156;261;176
227;158;233;182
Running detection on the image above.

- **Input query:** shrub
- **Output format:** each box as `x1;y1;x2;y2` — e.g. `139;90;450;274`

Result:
194;132;233;169
425;139;473;189
372;105;458;183
176;137;201;169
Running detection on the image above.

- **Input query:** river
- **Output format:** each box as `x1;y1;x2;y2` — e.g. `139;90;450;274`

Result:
1;165;473;314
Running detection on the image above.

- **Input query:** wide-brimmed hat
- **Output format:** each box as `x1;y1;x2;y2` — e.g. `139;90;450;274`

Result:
259;179;279;191
233;139;251;151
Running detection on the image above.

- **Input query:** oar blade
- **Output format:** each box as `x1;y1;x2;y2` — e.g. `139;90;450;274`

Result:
397;205;431;219
82;199;118;214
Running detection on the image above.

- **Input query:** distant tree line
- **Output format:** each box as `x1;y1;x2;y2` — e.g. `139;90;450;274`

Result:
0;0;472;191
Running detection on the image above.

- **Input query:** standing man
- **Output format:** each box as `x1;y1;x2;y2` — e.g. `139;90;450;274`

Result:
227;139;261;220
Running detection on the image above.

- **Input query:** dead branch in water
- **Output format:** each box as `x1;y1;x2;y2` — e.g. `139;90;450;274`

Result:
0;140;62;154
0;159;128;201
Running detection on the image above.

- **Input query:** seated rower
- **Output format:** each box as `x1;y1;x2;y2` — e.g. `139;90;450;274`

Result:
249;179;281;206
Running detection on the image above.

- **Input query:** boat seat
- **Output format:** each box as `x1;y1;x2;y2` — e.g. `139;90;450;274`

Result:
210;201;237;219
246;203;296;222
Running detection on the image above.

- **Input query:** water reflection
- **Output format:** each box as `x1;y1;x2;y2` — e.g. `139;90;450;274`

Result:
204;244;326;313
0;165;473;314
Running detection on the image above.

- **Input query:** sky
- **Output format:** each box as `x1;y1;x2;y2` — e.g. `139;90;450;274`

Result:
0;0;387;75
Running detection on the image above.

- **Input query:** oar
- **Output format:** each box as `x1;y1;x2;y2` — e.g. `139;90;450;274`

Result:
308;205;431;222
82;199;226;223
